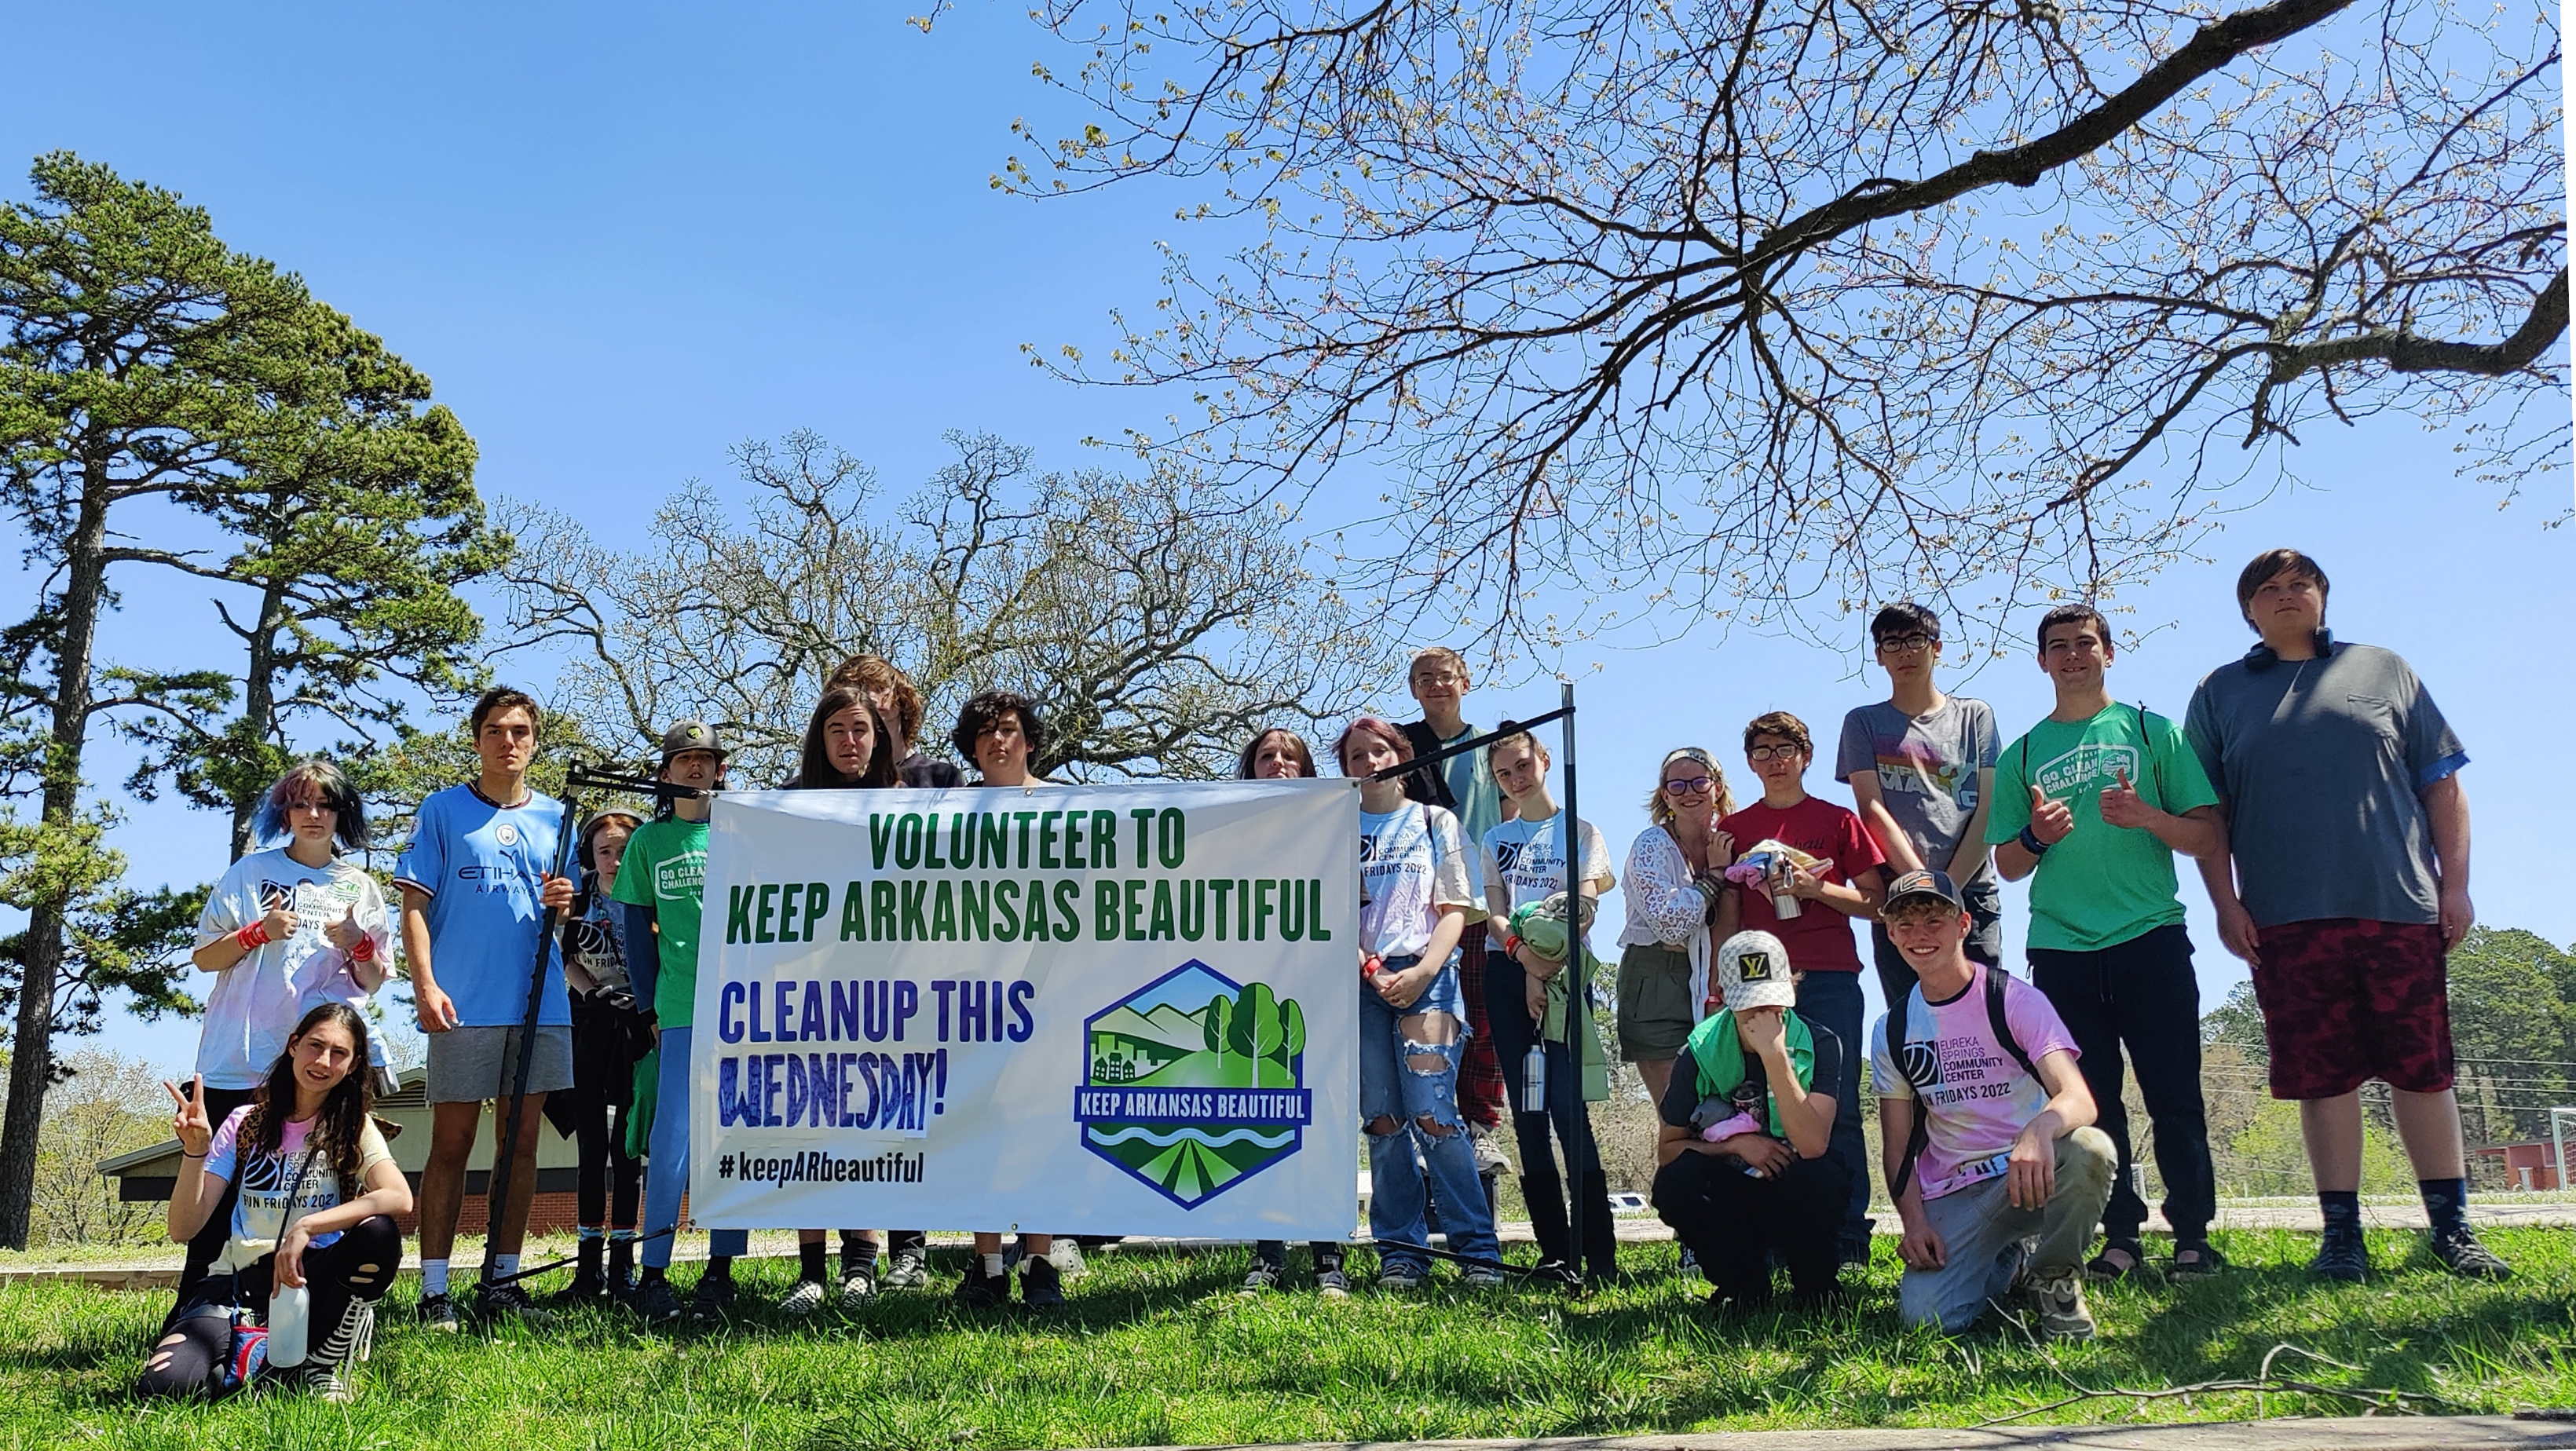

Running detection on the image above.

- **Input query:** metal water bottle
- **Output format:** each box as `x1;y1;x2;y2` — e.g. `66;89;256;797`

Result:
1520;1043;1548;1113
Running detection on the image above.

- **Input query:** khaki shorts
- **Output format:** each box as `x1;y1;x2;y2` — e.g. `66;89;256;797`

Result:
1616;942;1696;1061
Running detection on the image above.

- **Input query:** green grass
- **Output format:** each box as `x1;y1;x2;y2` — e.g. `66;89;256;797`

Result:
5;1229;2572;1449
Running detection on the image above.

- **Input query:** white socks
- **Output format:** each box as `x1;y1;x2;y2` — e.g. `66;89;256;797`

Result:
494;1252;521;1279
981;1252;1005;1277
422;1259;450;1297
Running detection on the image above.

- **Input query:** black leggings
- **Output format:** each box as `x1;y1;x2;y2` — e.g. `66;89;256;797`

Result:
1482;952;1604;1180
140;1215;401;1398
569;1007;642;1229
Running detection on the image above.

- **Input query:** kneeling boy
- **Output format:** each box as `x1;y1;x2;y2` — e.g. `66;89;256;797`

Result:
1874;870;2114;1340
1652;930;1850;1307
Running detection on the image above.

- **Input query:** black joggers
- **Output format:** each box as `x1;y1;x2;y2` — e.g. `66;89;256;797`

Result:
2027;923;2216;1243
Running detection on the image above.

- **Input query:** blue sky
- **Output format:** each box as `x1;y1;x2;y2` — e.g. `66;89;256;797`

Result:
5;2;2567;1076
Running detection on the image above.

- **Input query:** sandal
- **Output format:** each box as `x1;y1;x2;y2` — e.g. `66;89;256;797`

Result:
2170;1240;2228;1278
2085;1239;2148;1283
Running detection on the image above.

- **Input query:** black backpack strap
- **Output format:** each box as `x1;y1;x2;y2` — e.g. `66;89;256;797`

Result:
1894;972;2037;1199
1984;967;2039;1080
1889;985;1934;1197
1396;720;1458;810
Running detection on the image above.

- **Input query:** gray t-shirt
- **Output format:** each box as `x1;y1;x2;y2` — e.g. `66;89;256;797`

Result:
1834;696;2000;887
2183;641;2467;928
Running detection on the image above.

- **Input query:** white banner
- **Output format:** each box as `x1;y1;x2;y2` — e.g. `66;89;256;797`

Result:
688;779;1360;1238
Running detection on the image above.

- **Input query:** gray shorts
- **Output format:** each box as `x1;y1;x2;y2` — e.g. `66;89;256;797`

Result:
425;1024;575;1104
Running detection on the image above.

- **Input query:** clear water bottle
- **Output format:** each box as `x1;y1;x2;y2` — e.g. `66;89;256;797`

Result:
1520;1043;1548;1113
266;1281;311;1367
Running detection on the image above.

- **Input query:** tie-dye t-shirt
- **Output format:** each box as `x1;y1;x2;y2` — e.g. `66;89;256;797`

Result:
1868;963;2080;1201
203;1106;394;1270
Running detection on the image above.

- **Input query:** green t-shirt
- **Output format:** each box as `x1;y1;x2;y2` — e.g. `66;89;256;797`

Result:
610;815;709;1028
1985;704;2218;952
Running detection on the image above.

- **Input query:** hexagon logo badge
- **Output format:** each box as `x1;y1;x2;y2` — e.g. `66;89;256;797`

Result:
1072;959;1312;1208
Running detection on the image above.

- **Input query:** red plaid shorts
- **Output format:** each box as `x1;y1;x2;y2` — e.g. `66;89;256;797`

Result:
1454;922;1506;1128
2249;917;2453;1099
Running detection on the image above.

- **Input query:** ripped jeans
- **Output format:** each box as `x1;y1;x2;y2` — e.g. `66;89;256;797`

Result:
1360;952;1501;1272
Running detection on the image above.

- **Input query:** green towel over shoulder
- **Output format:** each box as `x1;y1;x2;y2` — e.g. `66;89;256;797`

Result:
1685;1008;1814;1139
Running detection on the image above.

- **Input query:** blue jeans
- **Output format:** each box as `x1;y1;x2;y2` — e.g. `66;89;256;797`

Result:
1793;970;1872;1251
1360;952;1499;1271
641;1025;748;1270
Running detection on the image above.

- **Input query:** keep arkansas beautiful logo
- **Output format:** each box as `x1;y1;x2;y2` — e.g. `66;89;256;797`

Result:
1074;959;1312;1207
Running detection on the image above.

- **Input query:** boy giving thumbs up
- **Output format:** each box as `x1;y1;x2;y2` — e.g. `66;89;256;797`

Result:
1985;603;2227;1281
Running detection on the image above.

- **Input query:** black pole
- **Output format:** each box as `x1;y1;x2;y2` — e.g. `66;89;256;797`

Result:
481;779;584;1287
1550;680;1604;1295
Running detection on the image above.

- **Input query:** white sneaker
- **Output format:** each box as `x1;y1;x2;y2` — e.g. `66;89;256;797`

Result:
1467;1124;1512;1176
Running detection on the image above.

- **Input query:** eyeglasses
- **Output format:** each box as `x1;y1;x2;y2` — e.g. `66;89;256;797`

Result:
1411;671;1464;687
1876;634;1938;655
1663;774;1714;795
1747;744;1802;762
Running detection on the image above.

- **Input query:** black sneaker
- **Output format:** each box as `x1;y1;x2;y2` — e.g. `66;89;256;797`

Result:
686;1274;737;1322
415;1292;460;1333
1020;1254;1065;1309
881;1246;931;1290
1531;1258;1582;1287
953;1265;1010;1309
554;1266;609;1304
2430;1226;2511;1281
1239;1258;1285;1294
475;1278;557;1328
631;1276;686;1322
2311;1227;2370;1283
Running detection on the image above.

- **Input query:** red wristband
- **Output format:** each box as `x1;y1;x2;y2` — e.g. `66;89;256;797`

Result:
348;937;377;963
234;922;270;952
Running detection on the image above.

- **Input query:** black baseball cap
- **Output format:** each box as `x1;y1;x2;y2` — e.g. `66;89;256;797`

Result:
660;720;729;763
1883;868;1964;914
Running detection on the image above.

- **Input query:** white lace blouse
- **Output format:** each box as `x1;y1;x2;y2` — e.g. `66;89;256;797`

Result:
1619;824;1720;1023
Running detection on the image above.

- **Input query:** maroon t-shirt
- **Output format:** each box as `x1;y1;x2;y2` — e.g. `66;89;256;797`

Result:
1718;795;1886;974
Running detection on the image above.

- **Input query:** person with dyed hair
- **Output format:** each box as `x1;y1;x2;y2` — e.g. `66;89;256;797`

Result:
1341;715;1504;1290
178;760;392;1303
